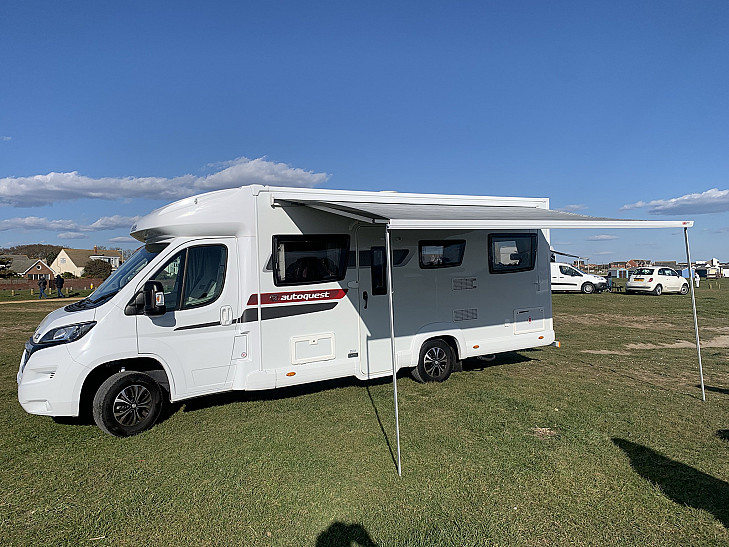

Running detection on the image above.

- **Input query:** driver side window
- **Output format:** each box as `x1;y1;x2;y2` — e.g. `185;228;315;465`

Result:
150;245;227;311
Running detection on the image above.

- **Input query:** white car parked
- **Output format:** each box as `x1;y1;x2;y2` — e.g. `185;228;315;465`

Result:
626;267;689;296
550;262;607;294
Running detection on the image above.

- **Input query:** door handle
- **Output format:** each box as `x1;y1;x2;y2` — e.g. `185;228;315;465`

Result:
220;305;233;326
363;291;368;309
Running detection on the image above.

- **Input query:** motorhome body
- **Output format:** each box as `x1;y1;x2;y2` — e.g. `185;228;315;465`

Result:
18;185;563;436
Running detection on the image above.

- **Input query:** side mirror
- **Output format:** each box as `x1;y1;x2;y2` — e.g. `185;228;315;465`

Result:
143;281;166;316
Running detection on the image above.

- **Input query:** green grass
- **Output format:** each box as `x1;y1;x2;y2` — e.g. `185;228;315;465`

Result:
2;286;728;546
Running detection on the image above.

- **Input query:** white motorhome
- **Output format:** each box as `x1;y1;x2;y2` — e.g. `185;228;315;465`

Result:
19;185;663;437
550;262;607;293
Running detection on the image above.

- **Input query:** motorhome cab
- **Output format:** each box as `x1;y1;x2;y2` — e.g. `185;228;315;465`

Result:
17;185;573;436
550;262;607;294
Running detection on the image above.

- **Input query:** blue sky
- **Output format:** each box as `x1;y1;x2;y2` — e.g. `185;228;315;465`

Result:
1;1;727;263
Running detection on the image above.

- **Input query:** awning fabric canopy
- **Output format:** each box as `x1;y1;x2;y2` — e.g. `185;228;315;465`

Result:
275;199;694;230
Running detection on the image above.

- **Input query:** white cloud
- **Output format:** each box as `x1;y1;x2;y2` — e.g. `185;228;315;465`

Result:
621;188;729;215
1;136;10;142
593;251;615;255
586;234;618;241
0;215;139;233
556;204;587;213
58;232;89;240
0;156;329;207
109;236;137;243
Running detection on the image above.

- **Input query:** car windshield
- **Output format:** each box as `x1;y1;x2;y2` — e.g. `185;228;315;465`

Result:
633;268;654;276
82;244;168;305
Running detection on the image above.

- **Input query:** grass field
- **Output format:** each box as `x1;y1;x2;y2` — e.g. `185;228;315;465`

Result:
1;286;728;546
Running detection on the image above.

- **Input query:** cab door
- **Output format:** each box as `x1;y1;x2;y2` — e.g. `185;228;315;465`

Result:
136;239;238;397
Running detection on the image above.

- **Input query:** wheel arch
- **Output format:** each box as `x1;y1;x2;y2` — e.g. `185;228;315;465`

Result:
79;357;171;420
410;323;465;366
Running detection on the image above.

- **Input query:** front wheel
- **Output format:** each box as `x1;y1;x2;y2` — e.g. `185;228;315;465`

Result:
581;282;595;294
653;284;663;296
680;284;689;295
93;371;163;437
412;339;454;383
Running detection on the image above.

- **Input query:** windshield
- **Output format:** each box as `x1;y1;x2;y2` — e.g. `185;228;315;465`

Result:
86;244;168;303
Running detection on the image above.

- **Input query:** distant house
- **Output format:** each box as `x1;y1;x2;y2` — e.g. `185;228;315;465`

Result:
626;259;651;269
0;254;56;280
51;246;123;277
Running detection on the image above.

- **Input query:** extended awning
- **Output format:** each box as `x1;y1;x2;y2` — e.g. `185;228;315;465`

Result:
274;198;694;230
272;192;702;476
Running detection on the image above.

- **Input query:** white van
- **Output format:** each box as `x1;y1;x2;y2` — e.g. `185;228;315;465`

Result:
17;185;565;436
550;262;607;293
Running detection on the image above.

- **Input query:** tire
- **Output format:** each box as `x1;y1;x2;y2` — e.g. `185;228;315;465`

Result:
680;284;689;295
93;371;163;437
652;284;663;296
581;282;595;294
412;339;454;383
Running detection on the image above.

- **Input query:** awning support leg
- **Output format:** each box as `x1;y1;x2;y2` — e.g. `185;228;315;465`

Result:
684;227;705;401
386;227;402;476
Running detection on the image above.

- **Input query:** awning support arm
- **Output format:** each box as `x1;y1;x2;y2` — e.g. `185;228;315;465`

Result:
386;226;402;476
684;227;705;401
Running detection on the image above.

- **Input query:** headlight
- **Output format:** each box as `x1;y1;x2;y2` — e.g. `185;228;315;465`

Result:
38;322;97;345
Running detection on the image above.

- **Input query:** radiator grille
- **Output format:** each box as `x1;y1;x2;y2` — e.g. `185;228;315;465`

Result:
452;277;477;290
453;308;478;322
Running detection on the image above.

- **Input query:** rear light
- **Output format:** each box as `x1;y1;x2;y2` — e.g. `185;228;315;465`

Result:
649;278;653;282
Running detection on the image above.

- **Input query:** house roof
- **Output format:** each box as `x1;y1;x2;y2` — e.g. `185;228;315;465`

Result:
0;254;50;274
62;248;122;267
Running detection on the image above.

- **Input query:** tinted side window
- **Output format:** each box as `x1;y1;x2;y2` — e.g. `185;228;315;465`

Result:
182;245;227;309
273;235;349;286
489;234;537;274
419;240;466;269
371;246;387;295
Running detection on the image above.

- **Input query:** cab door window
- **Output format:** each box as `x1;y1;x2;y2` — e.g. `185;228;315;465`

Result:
149;245;227;311
182;245;227;309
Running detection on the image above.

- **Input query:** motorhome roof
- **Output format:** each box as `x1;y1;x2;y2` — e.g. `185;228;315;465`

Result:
130;185;694;242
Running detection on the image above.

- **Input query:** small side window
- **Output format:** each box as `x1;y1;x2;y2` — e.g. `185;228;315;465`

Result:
273;235;349;286
419;240;466;269
371;247;387;295
489;234;537;274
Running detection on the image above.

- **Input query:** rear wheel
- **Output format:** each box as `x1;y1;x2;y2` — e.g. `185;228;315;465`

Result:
412;339;454;383
581;282;595;294
652;284;663;296
680;283;689;295
93;371;163;437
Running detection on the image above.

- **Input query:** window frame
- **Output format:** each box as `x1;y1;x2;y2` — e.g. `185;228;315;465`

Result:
149;244;228;312
488;233;538;274
418;240;466;269
272;234;350;287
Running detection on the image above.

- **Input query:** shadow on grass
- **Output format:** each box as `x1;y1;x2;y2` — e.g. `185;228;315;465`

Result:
612;438;729;528
701;385;729;395
316;522;378;547
461;351;535;373
717;430;729;442
365;386;397;471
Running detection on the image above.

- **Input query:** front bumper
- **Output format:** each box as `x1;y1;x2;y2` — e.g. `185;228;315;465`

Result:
17;339;85;416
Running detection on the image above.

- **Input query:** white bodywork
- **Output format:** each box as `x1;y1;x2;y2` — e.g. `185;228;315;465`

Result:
550;262;607;293
17;185;560;417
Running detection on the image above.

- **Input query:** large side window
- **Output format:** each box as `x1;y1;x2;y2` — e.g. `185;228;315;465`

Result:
419;240;466;269
489;234;537;274
273;235;349;286
150;245;227;311
182;245;227;309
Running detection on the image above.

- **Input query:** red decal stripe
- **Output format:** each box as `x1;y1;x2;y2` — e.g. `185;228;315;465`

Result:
257;289;348;305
